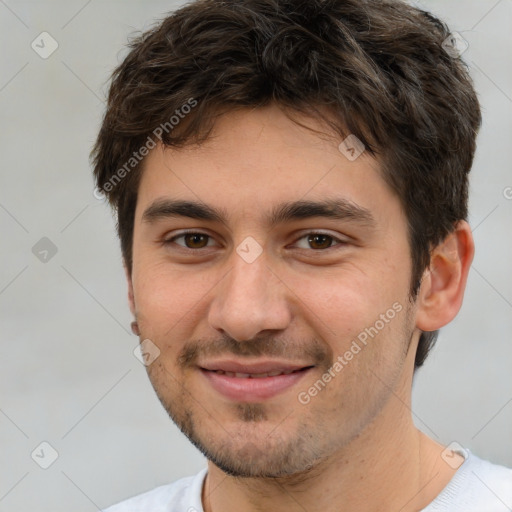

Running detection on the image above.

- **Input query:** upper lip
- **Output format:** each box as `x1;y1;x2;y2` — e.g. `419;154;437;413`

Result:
199;360;312;374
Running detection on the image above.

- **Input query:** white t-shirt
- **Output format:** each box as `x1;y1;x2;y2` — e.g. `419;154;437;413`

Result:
103;451;512;511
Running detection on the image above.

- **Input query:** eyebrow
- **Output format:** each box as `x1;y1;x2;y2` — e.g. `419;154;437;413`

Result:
141;198;376;229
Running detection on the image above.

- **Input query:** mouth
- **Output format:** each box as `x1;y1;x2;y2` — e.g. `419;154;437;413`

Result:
206;368;305;378
198;360;314;402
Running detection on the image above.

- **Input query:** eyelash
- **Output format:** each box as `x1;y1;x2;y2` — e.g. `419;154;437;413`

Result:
162;230;347;252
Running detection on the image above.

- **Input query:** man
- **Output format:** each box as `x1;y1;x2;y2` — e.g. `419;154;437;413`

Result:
92;0;512;510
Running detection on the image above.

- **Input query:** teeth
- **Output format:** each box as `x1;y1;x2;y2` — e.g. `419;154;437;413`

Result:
213;369;300;378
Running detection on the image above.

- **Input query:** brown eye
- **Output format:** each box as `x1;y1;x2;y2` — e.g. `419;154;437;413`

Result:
164;232;214;250
307;233;335;250
293;232;346;251
182;233;209;248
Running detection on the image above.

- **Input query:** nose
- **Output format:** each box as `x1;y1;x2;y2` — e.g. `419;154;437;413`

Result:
207;248;292;342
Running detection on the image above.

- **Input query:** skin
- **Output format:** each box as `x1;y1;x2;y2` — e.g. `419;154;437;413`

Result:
125;104;473;512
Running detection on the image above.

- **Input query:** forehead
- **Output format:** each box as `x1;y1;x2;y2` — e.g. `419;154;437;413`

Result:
134;105;401;228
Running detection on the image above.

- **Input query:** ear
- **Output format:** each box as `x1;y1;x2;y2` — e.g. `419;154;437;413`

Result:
123;259;136;318
415;220;474;332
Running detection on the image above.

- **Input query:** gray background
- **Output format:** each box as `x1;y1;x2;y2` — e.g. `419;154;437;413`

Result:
0;0;511;510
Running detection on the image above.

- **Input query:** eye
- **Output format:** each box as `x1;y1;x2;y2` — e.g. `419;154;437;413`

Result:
163;231;217;250
162;230;346;252
293;232;345;250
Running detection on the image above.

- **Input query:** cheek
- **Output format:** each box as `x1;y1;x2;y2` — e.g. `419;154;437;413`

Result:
290;266;396;345
133;262;211;334
289;263;412;391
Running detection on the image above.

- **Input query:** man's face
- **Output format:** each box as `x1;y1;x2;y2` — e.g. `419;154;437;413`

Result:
129;104;419;478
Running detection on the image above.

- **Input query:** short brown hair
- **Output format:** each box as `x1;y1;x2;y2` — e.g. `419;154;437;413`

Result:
91;0;481;369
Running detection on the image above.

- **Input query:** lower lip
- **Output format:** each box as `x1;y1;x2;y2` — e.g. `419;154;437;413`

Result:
200;368;312;402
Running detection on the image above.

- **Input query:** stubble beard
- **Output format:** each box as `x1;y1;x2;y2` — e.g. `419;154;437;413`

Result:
148;362;326;478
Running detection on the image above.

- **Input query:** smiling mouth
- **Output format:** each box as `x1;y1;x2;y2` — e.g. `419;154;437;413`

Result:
206;368;310;378
198;363;314;402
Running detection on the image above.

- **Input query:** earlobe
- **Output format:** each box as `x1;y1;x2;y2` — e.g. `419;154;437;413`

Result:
130;320;140;336
415;221;474;332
